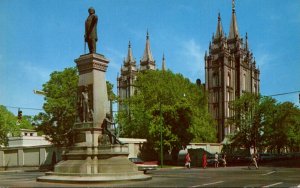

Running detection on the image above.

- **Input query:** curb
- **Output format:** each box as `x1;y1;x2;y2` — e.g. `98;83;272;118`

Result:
0;169;23;173
159;167;185;171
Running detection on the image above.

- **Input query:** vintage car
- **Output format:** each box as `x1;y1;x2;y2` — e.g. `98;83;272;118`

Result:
129;157;158;173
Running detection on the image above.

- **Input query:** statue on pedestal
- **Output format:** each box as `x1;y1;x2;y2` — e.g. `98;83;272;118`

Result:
85;7;98;54
79;85;93;122
101;113;122;145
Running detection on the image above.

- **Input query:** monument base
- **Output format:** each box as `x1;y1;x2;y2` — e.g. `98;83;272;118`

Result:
37;145;151;183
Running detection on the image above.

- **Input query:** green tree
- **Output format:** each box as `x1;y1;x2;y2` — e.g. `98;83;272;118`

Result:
34;67;117;146
230;93;300;153
0;106;33;146
286;106;300;152
117;70;216;160
262;101;300;153
35;67;78;146
256;96;277;151
230;93;262;150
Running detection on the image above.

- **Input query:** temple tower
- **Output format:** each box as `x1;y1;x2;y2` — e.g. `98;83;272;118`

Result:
117;41;138;112
205;2;260;142
140;31;156;71
117;31;156;112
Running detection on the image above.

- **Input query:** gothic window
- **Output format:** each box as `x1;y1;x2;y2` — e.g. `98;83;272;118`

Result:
254;83;257;94
213;106;219;119
227;73;231;87
213;73;219;87
227;91;230;117
212;92;218;103
243;73;246;91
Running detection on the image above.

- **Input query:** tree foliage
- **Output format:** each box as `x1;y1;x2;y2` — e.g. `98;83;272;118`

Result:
229;93;261;149
0;105;33;146
262;101;300;152
230;92;300;153
34;67;116;147
34;67;78;146
117;70;216;159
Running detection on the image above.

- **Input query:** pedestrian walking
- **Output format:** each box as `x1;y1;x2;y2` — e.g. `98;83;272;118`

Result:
185;152;191;169
214;152;219;168
248;153;259;169
202;152;207;169
222;153;227;167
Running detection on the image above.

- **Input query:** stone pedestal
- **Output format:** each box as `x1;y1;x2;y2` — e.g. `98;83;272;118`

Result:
75;53;110;130
37;53;150;183
37;145;150;183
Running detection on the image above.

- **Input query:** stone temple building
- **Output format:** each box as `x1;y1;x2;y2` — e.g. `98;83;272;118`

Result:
204;4;260;142
117;31;166;112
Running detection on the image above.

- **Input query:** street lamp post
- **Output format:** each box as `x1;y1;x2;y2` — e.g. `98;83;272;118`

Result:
160;101;163;168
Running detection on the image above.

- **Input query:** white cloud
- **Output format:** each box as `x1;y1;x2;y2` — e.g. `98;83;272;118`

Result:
255;54;270;68
180;39;205;82
21;61;51;83
254;52;278;72
104;47;124;71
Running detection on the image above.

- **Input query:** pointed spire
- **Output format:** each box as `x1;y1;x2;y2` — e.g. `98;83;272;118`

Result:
162;53;166;71
141;30;154;62
215;12;224;39
146;29;149;40
125;41;135;64
229;0;239;39
245;32;249;50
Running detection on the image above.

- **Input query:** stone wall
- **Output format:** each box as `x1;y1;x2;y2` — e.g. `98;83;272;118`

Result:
0;145;63;171
0;140;145;171
187;142;223;154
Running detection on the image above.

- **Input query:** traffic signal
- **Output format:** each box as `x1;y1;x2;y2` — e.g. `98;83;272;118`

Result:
18;110;22;120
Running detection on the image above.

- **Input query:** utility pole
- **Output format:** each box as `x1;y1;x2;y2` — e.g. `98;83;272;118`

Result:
160;101;163;168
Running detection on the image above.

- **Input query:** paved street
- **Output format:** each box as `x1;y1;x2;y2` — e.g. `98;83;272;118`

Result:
0;166;299;187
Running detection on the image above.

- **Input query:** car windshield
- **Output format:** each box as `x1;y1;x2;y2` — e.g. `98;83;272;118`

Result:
129;158;144;163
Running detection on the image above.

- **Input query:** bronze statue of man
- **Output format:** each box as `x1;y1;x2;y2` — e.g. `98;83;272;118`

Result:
85;7;98;54
81;86;90;122
102;113;123;145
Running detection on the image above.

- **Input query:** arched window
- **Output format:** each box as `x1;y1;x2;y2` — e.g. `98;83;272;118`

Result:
213;106;218;118
243;73;246;91
227;91;230;117
212;92;218;103
227;73;231;87
213;73;219;87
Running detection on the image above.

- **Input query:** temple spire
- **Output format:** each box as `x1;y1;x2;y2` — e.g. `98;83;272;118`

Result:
141;30;154;62
245;32;249;50
229;0;239;39
215;12;224;39
125;41;135;64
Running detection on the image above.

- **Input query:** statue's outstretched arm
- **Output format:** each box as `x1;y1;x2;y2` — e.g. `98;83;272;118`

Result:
105;118;114;124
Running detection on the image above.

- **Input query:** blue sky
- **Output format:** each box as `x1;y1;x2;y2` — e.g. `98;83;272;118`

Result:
0;0;299;116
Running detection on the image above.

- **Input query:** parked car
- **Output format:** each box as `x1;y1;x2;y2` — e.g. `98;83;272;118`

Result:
227;154;251;164
206;155;223;166
259;153;275;162
129;157;158;173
